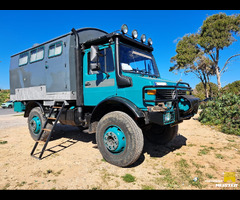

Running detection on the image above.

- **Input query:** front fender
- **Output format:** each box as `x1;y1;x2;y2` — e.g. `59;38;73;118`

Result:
91;96;144;120
89;96;144;133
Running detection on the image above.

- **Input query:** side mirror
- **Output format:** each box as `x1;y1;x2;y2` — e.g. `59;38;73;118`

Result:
90;45;99;62
90;45;100;71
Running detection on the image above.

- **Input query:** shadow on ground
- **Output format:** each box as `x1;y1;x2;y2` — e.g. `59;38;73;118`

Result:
39;124;187;166
131;133;187;167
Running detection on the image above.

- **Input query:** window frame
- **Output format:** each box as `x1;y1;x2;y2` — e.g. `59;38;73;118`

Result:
18;51;29;67
48;41;63;58
88;45;115;75
29;46;45;63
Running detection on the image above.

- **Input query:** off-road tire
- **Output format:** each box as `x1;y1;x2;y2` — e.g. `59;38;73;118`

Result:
28;107;52;142
144;124;178;145
96;111;144;167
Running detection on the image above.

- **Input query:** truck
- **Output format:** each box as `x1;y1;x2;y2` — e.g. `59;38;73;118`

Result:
10;24;199;167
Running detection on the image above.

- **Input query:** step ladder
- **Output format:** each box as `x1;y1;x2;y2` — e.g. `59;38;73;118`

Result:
30;102;65;160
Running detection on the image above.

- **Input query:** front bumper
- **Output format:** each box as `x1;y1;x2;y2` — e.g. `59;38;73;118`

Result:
147;107;197;126
143;82;199;126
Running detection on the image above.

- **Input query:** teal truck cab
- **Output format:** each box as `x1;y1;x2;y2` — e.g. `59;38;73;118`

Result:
10;24;199;167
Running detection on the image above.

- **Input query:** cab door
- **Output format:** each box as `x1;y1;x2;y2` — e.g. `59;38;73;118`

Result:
83;44;117;106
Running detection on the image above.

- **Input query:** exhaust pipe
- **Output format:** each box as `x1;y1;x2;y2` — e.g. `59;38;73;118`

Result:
71;28;83;122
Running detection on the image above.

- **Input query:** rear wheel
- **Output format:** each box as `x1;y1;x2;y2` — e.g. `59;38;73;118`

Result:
28;107;52;141
96;111;144;167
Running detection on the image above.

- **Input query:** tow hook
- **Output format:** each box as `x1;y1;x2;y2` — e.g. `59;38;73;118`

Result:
147;102;168;112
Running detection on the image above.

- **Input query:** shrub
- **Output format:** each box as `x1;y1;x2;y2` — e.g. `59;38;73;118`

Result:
0;89;10;105
122;174;136;183
199;92;240;136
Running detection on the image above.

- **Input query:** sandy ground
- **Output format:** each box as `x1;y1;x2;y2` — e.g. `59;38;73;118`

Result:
0;111;240;190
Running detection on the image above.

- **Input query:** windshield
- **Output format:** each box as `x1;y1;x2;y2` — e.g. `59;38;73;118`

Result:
119;44;160;77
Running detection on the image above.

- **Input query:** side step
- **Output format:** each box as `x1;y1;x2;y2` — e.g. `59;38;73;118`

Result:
30;102;65;160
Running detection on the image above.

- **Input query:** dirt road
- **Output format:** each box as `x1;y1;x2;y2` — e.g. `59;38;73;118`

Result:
0;111;240;190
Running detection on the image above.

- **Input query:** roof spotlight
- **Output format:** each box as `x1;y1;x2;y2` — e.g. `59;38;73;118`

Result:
148;38;153;46
141;34;146;43
121;24;128;34
131;29;138;39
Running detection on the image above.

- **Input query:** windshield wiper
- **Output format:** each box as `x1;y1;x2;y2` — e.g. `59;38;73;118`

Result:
124;69;158;78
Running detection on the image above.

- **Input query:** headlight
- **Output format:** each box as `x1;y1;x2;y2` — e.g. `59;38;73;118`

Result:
164;112;171;122
132;29;138;39
141;34;146;43
121;24;128;34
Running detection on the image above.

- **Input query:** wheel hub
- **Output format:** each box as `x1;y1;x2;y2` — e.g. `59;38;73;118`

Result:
103;125;126;154
30;115;41;134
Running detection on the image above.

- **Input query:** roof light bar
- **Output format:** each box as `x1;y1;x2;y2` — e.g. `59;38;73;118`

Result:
131;29;138;39
148;38;153;46
121;24;128;34
141;34;146;43
120;24;153;46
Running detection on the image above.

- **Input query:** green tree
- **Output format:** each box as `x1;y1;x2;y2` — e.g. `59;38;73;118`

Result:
170;33;215;98
170;13;240;91
199;13;240;90
220;80;240;95
193;82;218;100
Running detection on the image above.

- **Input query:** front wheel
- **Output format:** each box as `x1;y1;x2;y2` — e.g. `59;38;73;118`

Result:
96;111;144;167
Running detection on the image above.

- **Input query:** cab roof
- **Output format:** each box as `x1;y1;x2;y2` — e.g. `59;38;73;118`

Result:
83;32;154;52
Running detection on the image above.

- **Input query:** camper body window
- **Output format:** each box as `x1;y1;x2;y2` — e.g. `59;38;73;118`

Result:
30;46;44;63
19;52;28;66
48;41;63;58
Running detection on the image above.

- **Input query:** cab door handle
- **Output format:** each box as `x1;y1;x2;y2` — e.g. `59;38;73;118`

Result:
85;82;91;86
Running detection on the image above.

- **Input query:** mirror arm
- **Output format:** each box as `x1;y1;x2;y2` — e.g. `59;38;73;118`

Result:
99;68;110;78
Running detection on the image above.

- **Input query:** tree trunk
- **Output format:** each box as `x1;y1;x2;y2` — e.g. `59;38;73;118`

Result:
207;74;213;97
204;83;209;98
215;66;221;90
202;70;209;98
215;49;222;90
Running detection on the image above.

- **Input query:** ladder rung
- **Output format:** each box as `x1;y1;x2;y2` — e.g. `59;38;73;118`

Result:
36;140;45;143
47;117;56;120
42;128;52;132
52;106;62;109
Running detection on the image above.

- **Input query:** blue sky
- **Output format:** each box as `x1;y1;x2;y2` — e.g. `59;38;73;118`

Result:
1;10;240;89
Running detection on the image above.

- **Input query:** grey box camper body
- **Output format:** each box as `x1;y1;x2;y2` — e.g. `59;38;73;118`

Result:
10;28;107;103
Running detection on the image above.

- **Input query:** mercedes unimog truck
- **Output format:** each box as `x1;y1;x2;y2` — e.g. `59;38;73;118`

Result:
10;24;199;167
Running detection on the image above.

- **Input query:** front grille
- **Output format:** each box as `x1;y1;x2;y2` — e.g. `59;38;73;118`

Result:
156;89;174;100
156;89;187;100
178;90;187;96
